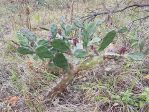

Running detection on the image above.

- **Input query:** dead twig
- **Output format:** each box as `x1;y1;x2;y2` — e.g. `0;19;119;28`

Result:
128;15;149;30
82;4;149;21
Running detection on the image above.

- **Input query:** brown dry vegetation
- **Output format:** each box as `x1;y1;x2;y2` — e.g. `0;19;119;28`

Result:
0;0;149;112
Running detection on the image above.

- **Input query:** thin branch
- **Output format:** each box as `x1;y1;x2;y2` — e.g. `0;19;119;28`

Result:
128;15;149;29
131;15;149;23
113;4;149;13
11;40;20;46
82;4;149;20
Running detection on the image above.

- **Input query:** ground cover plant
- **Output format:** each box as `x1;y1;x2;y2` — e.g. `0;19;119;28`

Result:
0;0;149;112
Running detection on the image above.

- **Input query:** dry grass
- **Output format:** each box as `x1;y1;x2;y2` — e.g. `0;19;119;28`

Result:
0;0;148;112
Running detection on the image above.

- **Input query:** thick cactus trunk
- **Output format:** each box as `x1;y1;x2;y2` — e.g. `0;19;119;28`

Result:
46;57;103;99
46;72;75;98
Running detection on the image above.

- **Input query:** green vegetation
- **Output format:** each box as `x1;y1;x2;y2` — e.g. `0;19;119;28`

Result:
0;0;148;111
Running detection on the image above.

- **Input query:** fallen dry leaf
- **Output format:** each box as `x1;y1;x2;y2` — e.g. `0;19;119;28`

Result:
26;60;33;70
5;96;20;106
143;75;149;79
